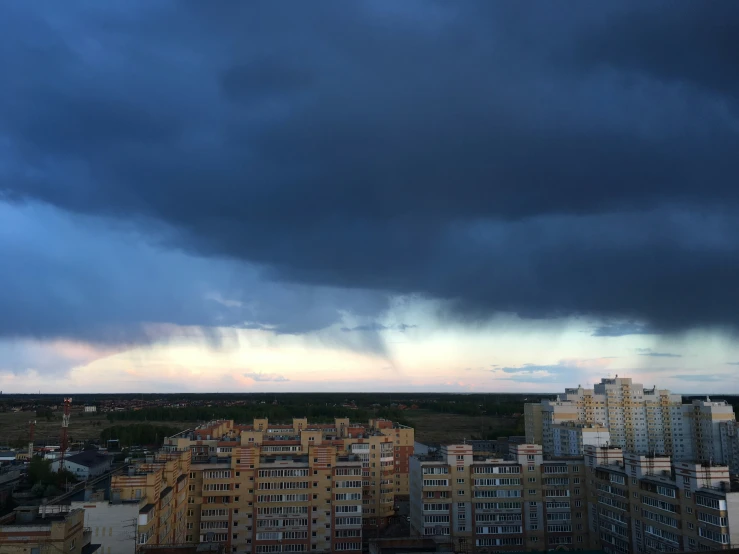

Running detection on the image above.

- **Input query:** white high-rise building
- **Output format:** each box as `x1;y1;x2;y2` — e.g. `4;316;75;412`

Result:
528;376;735;461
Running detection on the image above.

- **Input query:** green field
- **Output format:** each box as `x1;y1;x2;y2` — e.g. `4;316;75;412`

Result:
0;410;192;448
401;410;523;445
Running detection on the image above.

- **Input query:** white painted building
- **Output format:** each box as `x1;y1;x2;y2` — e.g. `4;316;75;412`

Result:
51;451;112;479
84;405;97;413
528;376;736;462
70;499;144;554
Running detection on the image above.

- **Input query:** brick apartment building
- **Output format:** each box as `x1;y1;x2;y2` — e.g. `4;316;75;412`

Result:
586;444;739;553
410;443;589;551
158;417;414;553
111;449;191;547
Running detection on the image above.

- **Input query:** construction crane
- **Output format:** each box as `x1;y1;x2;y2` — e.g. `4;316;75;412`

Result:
59;398;72;471
28;420;36;461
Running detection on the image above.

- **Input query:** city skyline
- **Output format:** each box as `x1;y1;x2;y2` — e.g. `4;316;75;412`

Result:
2;2;739;392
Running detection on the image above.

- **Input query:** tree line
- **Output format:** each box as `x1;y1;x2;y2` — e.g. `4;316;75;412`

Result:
100;424;182;448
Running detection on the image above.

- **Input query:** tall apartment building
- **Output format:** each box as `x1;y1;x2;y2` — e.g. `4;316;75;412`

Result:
409;443;589;551
526;376;736;461
719;421;739;475
585;444;739;553
110;449;191;548
158;417;413;553
691;399;736;464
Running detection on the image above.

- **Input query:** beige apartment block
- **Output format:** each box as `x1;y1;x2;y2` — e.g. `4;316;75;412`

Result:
110;449;191;548
158;417;413;553
409;443;589;551
585;444;739;554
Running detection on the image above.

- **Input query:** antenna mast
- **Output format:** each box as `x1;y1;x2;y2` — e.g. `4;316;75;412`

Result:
60;398;72;471
28;420;36;461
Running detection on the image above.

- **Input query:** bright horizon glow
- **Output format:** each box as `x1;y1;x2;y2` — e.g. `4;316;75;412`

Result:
3;311;739;394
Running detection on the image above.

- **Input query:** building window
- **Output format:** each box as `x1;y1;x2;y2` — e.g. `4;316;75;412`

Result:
686;491;692;498
528;465;535;471
527;455;535;461
688;523;694;530
528;477;536;483
528;489;536;495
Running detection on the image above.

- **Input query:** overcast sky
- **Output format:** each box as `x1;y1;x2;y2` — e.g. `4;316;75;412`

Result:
2;1;739;393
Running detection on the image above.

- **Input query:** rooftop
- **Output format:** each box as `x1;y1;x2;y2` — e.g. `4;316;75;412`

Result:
0;507;82;527
63;450;112;468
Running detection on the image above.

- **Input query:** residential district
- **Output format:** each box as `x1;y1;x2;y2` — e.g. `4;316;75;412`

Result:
3;376;739;553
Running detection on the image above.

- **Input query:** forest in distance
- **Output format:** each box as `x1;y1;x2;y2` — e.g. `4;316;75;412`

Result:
2;391;739;447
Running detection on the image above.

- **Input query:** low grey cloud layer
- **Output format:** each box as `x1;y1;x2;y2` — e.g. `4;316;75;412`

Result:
636;348;682;358
1;0;738;354
243;372;290;383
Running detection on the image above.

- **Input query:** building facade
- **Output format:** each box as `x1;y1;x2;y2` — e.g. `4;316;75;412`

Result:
157;417;413;553
551;422;610;457
110;449;190;549
0;507;95;554
526;376;736;461
585;444;739;553
409;443;590;551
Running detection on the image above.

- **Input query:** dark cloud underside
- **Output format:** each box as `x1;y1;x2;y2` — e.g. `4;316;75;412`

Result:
1;0;739;343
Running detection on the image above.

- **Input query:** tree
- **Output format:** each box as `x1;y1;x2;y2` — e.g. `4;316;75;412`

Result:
31;482;46;497
28;457;53;486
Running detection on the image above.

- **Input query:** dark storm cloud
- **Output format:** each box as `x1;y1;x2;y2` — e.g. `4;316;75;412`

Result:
577;1;739;98
1;0;739;342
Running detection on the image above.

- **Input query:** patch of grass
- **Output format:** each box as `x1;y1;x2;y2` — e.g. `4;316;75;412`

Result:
0;411;191;447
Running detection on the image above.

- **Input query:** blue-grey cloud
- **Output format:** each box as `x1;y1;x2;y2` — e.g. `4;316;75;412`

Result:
636;348;682;358
0;0;738;351
0;202;390;362
672;374;726;383
341;323;416;333
243;372;290;383
592;323;655;337
492;359;608;384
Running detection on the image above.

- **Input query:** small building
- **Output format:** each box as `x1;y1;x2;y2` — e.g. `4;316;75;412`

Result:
84;405;97;413
51;451;112;479
0;506;99;554
551;421;610;457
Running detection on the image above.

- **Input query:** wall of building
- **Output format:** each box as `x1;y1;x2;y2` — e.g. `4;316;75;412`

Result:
410;444;588;551
71;500;140;554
